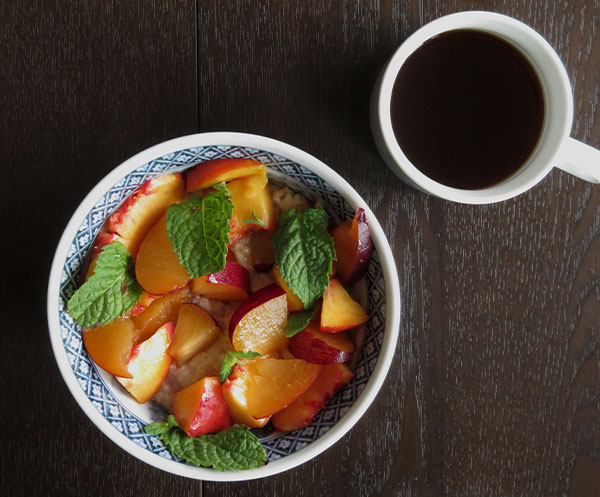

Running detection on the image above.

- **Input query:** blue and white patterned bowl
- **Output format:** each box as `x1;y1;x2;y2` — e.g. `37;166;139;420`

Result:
47;132;401;481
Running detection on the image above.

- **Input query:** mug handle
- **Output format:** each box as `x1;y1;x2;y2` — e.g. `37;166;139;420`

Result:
556;137;600;183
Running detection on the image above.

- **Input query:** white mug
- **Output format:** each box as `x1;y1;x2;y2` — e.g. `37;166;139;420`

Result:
370;11;600;204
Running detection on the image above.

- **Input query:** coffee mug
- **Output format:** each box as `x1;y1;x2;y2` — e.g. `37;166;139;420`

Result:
370;11;600;204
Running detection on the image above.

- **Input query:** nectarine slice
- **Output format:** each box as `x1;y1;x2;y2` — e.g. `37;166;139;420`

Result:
332;207;372;283
169;304;221;366
321;279;369;332
273;265;304;312
172;377;232;436
190;261;249;301
272;363;353;431
128;291;159;318
228;171;275;243
221;374;271;428
186;158;266;192
116;322;174;403
107;173;185;255
289;321;355;364
135;215;191;295
131;286;191;343
229;284;289;354
223;358;321;421
83;317;138;377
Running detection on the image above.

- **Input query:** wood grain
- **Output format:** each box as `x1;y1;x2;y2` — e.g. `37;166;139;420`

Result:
0;1;200;495
2;0;599;496
197;1;600;496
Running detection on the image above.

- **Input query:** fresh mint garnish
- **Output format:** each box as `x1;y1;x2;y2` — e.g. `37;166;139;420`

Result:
67;241;142;329
144;415;267;471
243;211;268;227
284;308;316;337
166;182;233;278
219;350;261;383
273;208;336;309
144;414;179;435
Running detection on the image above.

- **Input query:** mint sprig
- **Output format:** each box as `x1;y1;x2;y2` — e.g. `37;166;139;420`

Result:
166;183;233;278
144;416;267;471
67;241;142;329
273;208;336;309
243;211;268;227
284;308;316;337
220;350;261;383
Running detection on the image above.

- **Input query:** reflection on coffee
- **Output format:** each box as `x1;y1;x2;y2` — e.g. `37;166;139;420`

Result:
390;29;545;190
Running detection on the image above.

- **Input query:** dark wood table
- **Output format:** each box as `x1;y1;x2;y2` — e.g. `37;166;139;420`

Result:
3;1;599;496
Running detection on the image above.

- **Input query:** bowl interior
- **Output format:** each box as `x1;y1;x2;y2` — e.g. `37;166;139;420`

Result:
55;144;387;469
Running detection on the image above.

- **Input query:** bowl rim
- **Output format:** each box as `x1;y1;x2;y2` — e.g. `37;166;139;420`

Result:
47;132;401;481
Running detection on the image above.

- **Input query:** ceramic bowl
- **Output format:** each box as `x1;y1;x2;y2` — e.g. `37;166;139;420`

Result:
47;132;401;481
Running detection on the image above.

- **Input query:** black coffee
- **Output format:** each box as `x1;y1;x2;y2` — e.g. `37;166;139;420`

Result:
390;29;545;190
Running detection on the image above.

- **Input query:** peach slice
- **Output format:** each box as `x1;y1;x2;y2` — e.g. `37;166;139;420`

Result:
289;321;355;364
131;286;192;343
320;279;369;332
273;265;304;312
107;173;185;255
190;261;249;301
128;291;159;318
228;171;275;244
172;377;232;436
229;284;289;354
185;158;266;192
169;304;221;366
116;322;174;403
272;363;353;431
221;373;271;428
135;215;191;295
222;358;322;422
83;317;138;377
332;207;372;283
85;232;131;280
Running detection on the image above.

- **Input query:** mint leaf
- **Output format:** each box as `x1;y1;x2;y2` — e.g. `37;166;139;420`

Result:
243;211;268;227
189;426;267;471
148;421;267;471
220;351;261;383
166;187;233;278
67;241;142;329
211;181;228;193
273;208;335;309
284;307;316;337
144;420;172;435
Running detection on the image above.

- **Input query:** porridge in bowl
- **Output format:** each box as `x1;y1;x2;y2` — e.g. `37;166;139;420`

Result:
67;157;374;471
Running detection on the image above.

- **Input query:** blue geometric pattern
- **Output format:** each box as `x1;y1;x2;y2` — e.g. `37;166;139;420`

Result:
56;145;386;465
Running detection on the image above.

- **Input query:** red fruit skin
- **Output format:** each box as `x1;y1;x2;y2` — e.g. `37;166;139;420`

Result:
228;284;286;340
288;327;354;365
272;363;354;432
207;261;250;291
185;158;265;192
106;173;185;255
335;207;373;283
191;261;250;301
107;179;154;232
93;232;122;255
128;292;159;318
173;377;233;437
116;322;174;403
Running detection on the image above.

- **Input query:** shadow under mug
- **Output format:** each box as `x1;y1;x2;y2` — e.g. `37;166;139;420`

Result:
370;11;600;204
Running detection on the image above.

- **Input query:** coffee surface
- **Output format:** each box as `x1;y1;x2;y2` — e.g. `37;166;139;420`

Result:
390;29;545;190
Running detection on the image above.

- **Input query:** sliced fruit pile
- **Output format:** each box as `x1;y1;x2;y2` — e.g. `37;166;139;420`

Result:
68;158;374;471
